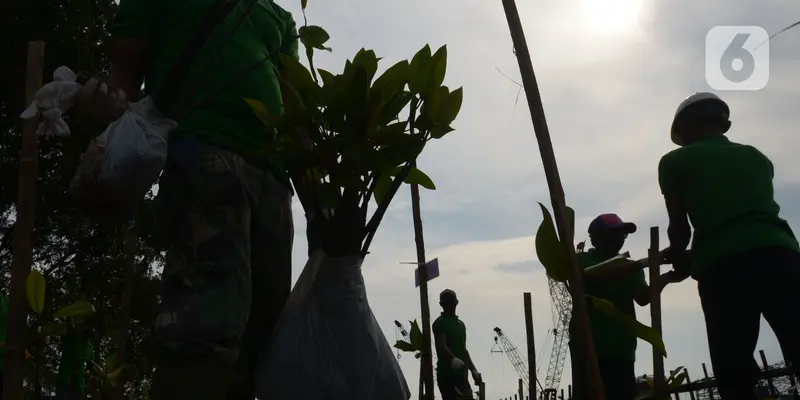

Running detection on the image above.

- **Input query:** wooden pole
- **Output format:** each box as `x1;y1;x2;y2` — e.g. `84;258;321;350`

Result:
499;1;604;399
701;363;714;400
478;381;486;400
685;370;696;400
524;292;537;400
759;350;776;395
113;227;137;400
410;165;435;400
2;40;45;400
649;227;666;398
518;378;524;400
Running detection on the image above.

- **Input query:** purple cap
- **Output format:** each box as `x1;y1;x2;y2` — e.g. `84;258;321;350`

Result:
588;213;637;235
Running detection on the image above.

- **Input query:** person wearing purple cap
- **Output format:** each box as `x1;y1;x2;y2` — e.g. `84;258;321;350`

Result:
569;214;676;400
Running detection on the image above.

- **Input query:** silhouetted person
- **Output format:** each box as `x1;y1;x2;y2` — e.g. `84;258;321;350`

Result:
433;289;481;400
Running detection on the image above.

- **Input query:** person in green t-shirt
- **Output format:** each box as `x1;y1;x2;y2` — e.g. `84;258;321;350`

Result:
56;324;95;400
658;92;800;399
433;289;481;400
569;214;676;400
108;1;304;398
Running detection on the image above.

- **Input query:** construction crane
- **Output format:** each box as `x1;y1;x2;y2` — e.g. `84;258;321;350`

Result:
541;242;584;399
492;327;543;393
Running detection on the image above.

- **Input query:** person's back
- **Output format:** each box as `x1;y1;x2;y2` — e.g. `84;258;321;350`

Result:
659;136;798;275
113;0;298;173
660;92;800;399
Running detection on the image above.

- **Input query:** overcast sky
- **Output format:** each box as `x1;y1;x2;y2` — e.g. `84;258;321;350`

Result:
273;0;800;398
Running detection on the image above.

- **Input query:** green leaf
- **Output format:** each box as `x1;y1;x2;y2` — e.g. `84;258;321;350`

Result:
53;300;96;319
372;61;410;102
352;48;379;81
588;295;667;357
373;174;392;205
316;183;341;209
633;390;654;400
243;98;278;128
408;45;432;94
318;69;336;87
143;382;151;400
436;87;463;126
428;45;447;92
106;352;118;372
409;320;423;349
392;166;435;190
583;252;632;277
25;270;46;315
39;323;68;337
376;91;412;127
394;340;416;353
430;125;454;139
279;54;321;98
536;203;570;282
107;365;125;380
298;25;331;51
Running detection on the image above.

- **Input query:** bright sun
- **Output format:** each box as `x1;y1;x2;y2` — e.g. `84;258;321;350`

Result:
580;0;644;36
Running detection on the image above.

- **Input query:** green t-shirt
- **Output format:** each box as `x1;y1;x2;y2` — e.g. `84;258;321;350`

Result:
112;0;299;178
658;135;799;277
570;249;646;361
0;294;8;372
432;313;469;379
57;330;94;392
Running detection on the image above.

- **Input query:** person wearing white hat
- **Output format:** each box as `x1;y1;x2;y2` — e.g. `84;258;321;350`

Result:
658;92;800;398
433;289;481;399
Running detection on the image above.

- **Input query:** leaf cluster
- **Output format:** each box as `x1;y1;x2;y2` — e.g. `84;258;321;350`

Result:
247;27;463;257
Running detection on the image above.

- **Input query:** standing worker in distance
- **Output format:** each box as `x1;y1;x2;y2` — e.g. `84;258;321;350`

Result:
659;92;800;399
433;289;482;400
569;214;676;400
106;0;305;398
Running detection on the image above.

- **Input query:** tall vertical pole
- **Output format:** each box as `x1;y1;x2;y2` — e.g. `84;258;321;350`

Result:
410;167;434;400
524;292;537;400
759;350;775;395
519;378;524;400
499;1;604;398
701;363;714;400
3;40;45;400
649;227;665;398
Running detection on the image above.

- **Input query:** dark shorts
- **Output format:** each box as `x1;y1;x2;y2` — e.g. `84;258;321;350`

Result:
698;246;800;400
150;138;294;399
570;341;636;400
437;371;473;400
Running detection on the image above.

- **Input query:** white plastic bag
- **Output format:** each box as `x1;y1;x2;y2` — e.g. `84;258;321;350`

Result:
68;95;177;220
20;66;83;137
256;250;410;400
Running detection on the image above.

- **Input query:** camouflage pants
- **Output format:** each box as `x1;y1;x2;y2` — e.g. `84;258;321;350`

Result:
150;138;294;400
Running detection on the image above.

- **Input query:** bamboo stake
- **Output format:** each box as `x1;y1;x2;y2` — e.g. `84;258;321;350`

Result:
649;227;666;398
523;292;536;400
113;227;138;400
2;40;45;400
410;160;435;400
498;1;605;399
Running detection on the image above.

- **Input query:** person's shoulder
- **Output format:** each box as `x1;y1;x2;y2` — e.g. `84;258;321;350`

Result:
265;0;297;24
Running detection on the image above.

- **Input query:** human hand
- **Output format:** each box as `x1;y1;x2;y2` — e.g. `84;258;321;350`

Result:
471;368;482;384
451;357;466;371
75;76;128;123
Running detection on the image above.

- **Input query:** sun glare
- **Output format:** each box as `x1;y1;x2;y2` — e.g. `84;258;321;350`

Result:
580;0;644;36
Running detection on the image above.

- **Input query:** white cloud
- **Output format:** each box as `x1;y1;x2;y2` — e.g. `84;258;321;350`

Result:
274;0;799;397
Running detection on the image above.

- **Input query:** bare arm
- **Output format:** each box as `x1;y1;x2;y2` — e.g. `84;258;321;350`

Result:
588;259;647;280
434;333;456;360
108;38;148;102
